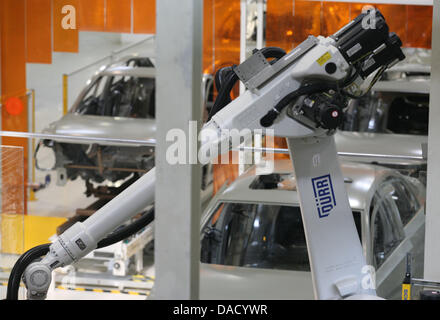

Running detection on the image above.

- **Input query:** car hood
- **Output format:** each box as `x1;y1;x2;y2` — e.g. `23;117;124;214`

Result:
199;263;314;300
335;131;426;167
43;113;156;146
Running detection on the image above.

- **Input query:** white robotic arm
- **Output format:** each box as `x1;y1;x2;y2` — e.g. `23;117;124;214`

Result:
11;8;405;300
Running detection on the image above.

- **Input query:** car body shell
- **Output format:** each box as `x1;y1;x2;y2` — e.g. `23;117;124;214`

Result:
198;159;426;300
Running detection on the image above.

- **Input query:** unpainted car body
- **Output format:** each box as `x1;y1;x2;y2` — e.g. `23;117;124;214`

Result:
339;48;430;182
38;56;214;189
198;159;426;300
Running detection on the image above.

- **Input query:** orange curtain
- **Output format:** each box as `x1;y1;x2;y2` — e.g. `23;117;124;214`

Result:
321;2;350;36
78;0;105;31
203;0;215;75
213;0;241;70
213;155;239;194
407;5;433;49
53;0;79;52
1;0;28;213
266;0;294;51
377;4;407;45
292;0;322;48
106;0;132;33
133;0;156;34
266;1;433;50
26;0;52;63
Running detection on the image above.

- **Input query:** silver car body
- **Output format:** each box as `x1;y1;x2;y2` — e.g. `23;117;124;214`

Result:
43;57;212;146
198;159;426;300
41;52;428;182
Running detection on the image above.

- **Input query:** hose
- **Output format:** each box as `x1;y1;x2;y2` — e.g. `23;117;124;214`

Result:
96;208;154;248
6;244;51;300
6;208;154;300
260;66;360;127
208;47;286;121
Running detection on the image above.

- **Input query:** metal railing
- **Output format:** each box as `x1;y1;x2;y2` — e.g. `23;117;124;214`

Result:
0;130;426;162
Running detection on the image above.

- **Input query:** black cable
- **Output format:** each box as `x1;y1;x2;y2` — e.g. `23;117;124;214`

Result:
208;47;287;121
6;209;155;300
259;46;287;61
6;244;51;300
208;68;238;121
260;82;335;127
260;66;361;128
97;208;154;248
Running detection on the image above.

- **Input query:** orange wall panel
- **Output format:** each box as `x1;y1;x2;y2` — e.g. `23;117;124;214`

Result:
213;159;239;194
78;0;105;31
133;0;156;34
53;0;79;52
1;0;28;213
1;1;27;100
26;0;52;64
106;0;132;33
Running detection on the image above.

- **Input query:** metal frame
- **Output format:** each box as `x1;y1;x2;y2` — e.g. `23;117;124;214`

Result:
424;0;440;282
154;0;203;300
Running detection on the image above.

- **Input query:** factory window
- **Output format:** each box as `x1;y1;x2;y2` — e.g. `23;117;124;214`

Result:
201;202;362;272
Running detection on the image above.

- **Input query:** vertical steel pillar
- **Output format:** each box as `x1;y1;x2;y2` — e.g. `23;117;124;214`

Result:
240;0;247;94
256;0;264;49
424;0;440;281
155;0;203;299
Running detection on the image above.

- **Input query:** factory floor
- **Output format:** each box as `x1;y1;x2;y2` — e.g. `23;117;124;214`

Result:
0;32;156;300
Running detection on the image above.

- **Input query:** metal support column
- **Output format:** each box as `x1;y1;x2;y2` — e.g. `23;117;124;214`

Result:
155;0;203;299
424;0;440;281
240;0;248;94
256;0;264;49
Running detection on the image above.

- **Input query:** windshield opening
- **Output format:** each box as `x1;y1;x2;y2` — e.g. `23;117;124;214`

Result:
74;74;155;119
201;202;362;272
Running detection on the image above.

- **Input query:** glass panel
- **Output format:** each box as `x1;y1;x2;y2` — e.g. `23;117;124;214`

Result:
201;202;362;272
370;187;405;269
266;1;433;49
387;178;421;227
